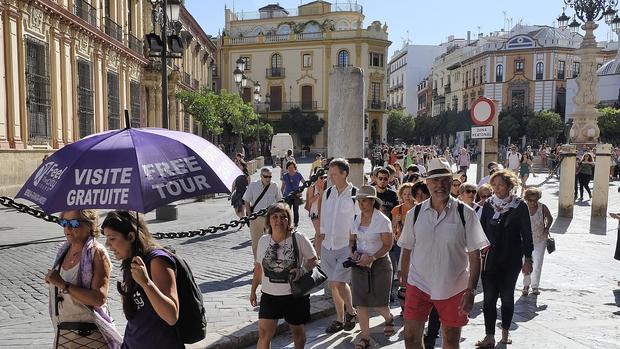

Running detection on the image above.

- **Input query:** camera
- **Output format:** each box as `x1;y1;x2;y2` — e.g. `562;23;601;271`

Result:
342;257;358;268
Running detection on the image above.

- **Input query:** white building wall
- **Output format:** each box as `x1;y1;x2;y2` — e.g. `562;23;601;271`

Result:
402;45;446;116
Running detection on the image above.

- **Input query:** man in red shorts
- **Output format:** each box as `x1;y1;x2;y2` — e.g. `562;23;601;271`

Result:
398;157;489;349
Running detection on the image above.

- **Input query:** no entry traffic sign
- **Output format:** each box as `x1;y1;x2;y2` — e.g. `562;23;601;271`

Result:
470;97;496;126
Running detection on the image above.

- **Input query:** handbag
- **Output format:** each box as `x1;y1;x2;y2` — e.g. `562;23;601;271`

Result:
546;235;556;254
55;321;108;348
289;232;327;297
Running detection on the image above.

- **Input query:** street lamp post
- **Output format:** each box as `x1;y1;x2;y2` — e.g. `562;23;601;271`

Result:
147;0;183;129
254;82;261;156
232;57;248;150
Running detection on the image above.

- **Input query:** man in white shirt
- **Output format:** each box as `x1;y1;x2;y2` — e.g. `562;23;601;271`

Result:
505;145;522;172
244;167;282;259
317;158;359;334
398;157;489;349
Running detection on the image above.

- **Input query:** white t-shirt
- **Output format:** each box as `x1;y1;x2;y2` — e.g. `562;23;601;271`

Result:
507;152;522;170
398;197;489;300
320;183;359;250
350;209;392;256
256;232;316;296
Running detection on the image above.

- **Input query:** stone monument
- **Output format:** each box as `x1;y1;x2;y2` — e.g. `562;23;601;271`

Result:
328;67;365;187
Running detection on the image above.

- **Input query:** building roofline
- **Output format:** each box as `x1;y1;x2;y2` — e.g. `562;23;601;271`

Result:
181;6;217;52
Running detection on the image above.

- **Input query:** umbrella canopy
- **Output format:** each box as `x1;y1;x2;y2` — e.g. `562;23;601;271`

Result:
17;127;242;214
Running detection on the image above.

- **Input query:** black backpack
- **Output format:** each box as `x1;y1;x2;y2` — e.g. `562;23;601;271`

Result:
149;249;207;344
325;186;357;203
412;201;466;227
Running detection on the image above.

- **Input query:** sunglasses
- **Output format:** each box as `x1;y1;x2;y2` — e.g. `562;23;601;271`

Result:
262;175;272;179
58;218;86;228
464;189;477;194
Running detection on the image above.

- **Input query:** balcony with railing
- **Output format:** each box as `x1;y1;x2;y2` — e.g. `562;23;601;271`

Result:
182;72;191;86
104;17;123;42
367;100;386;110
266;67;285;78
74;0;97;27
128;34;143;55
444;82;451;93
231;3;362;21
282;101;318;111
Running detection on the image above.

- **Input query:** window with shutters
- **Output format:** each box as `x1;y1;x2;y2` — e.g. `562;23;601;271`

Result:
25;36;51;145
130;81;141;128
77;59;94;138
107;72;120;129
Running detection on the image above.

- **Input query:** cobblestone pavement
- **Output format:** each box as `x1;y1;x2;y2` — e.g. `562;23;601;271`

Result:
0;160;321;348
256;169;620;349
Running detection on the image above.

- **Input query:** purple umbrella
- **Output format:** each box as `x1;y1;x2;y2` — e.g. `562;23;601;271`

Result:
16;125;242;214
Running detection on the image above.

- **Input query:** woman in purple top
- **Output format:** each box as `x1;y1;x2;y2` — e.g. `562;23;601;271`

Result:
102;211;184;349
281;161;305;227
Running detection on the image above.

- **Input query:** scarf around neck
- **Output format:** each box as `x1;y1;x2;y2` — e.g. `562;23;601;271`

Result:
489;194;521;219
50;237;122;349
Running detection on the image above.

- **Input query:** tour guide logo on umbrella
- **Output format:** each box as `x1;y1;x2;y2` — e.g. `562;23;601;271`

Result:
17;115;241;214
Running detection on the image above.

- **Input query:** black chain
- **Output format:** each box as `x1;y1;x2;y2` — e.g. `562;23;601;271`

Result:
0;168;325;240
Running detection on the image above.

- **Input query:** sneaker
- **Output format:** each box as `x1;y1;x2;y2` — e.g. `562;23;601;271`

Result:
325;320;344;334
343;312;357;331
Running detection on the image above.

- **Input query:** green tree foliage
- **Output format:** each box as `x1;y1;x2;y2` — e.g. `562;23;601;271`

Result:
498;111;523;142
278;107;325;146
526;110;563;143
598;107;620;144
387;109;415;143
176;88;259;138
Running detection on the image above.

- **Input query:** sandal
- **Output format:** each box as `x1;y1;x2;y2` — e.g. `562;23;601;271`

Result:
522;286;529;296
500;338;513;344
325;320;344;334
343;312;357;331
383;314;395;337
355;338;370;349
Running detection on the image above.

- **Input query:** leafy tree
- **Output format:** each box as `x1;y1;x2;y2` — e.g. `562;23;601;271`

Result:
526;110;563;143
412;115;435;144
387;109;416;143
278;107;325;147
176;88;259;140
498;111;522;143
598;107;620;144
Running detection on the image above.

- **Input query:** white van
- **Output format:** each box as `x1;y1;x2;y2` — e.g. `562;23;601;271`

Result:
271;133;294;167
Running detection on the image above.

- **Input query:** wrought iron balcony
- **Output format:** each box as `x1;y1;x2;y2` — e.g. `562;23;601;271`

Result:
444;83;451;93
367;100;386;110
266;67;285;78
74;0;97;27
128;33;143;55
104;17;123;42
183;72;191;86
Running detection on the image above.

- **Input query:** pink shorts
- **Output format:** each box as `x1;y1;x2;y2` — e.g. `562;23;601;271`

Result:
403;284;468;328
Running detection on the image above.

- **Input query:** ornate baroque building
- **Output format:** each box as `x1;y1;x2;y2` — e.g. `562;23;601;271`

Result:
218;1;391;150
0;0;215;196
430;25;616;118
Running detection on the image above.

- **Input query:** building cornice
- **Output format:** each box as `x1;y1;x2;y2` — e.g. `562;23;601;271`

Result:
180;6;216;53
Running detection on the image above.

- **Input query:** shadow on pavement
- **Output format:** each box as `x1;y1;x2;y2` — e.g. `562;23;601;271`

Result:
199;270;253;292
0;236;66;250
231;240;252;250
513;294;548;324
589;217;607;236
550;217;572;235
179;231;231;245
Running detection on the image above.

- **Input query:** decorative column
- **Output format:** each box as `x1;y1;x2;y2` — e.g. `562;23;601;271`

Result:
558;144;577;218
5;3;24;148
49;19;64;147
92;42;105;133
592;143;612;216
168;68;180;130
0;3;10;148
568;21;601;143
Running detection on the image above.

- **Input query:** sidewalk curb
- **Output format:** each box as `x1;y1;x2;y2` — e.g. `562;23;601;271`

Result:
197;294;335;349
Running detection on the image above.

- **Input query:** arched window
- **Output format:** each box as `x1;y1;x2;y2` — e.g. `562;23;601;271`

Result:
536;62;544;80
495;64;503;82
270;53;283;77
337;50;349;67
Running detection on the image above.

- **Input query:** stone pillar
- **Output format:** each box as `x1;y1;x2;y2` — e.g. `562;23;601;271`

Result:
50;22;64;148
92;43;105;133
5;6;24;148
591;143;612;217
558;144;577;218
0;4;9;148
328;67;364;188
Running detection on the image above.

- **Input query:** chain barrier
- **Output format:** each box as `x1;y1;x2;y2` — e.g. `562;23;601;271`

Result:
0;168;326;241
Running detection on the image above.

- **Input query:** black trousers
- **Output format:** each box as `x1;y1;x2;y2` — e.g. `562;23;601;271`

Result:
481;268;521;335
574;173;592;198
287;201;300;226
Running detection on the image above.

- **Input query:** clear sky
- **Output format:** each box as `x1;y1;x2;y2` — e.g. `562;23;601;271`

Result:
185;0;617;57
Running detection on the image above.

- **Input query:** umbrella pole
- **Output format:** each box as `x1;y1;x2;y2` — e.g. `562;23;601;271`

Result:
134;211;139;257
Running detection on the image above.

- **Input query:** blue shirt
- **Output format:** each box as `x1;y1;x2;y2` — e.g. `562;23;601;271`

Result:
282;172;304;196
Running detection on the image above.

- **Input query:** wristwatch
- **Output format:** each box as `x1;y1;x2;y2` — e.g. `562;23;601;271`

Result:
63;282;71;294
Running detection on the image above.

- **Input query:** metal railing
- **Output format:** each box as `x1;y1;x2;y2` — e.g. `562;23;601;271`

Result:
104;17;123;42
232;3;362;20
128;33;143;55
74;0;97;26
282;101;318;111
367;100;386;110
266;67;285;78
26;38;51;145
192;79;199;89
183;72;191;85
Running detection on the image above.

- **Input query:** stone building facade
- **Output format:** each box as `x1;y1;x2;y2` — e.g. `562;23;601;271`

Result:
218;1;391;151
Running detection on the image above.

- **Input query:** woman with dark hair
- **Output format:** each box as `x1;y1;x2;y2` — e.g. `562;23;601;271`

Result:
350;186;394;349
476;170;533;348
519;153;533;197
102;211;183;348
250;203;318;349
47;210;121;348
281;161;305;227
575;153;595;200
231;161;250;229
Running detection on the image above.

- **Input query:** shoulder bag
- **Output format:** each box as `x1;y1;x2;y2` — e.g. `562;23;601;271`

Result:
289;232;327;297
250;184;271;213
